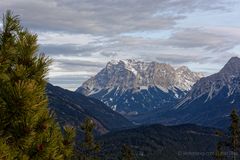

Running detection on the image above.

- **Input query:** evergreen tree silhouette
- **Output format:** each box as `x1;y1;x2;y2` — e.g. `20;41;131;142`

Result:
78;118;100;160
229;109;240;160
0;11;75;159
215;109;240;160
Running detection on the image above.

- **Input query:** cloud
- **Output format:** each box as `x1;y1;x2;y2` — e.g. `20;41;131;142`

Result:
164;27;240;52
54;59;105;69
39;44;97;57
108;26;240;58
100;52;118;57
155;54;211;64
37;32;105;45
47;67;97;90
0;0;231;35
48;58;106;90
1;0;239;90
49;75;91;91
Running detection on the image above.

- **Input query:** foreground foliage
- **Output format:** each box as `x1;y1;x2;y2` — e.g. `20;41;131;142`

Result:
215;109;240;160
0;11;75;159
77;118;100;160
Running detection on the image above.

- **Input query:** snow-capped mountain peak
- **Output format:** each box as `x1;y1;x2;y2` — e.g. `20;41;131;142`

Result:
78;59;203;95
76;59;203;114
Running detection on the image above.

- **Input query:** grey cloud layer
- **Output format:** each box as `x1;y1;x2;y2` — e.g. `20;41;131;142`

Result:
1;0;230;34
155;54;211;64
49;75;89;91
1;0;239;90
165;28;240;52
54;59;105;69
40;44;97;57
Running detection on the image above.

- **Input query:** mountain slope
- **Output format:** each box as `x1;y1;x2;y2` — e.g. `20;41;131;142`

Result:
141;57;240;128
97;124;220;160
46;83;133;135
76;59;203;115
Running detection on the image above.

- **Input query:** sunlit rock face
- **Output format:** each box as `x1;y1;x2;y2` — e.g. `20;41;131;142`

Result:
77;59;203;115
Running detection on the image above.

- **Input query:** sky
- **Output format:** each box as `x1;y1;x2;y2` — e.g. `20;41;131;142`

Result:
1;0;240;90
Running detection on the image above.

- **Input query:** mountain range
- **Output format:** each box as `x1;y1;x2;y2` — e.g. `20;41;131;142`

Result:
76;57;240;129
77;59;203;115
131;57;240;128
45;84;221;159
45;57;240;159
45;57;240;138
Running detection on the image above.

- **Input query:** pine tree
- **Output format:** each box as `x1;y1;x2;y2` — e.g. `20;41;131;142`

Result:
214;109;240;160
230;109;240;160
0;11;75;159
78;118;100;160
214;141;224;160
62;126;76;159
120;144;135;160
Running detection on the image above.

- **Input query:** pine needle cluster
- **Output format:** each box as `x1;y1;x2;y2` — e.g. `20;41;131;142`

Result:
0;11;75;160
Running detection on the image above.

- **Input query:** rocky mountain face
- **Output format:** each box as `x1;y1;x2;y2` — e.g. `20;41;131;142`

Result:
139;57;240;128
76;59;203;115
46;83;133;136
179;57;240;106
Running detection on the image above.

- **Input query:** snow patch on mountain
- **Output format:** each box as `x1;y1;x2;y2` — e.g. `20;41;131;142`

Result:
175;57;240;109
76;59;204;114
77;59;204;95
